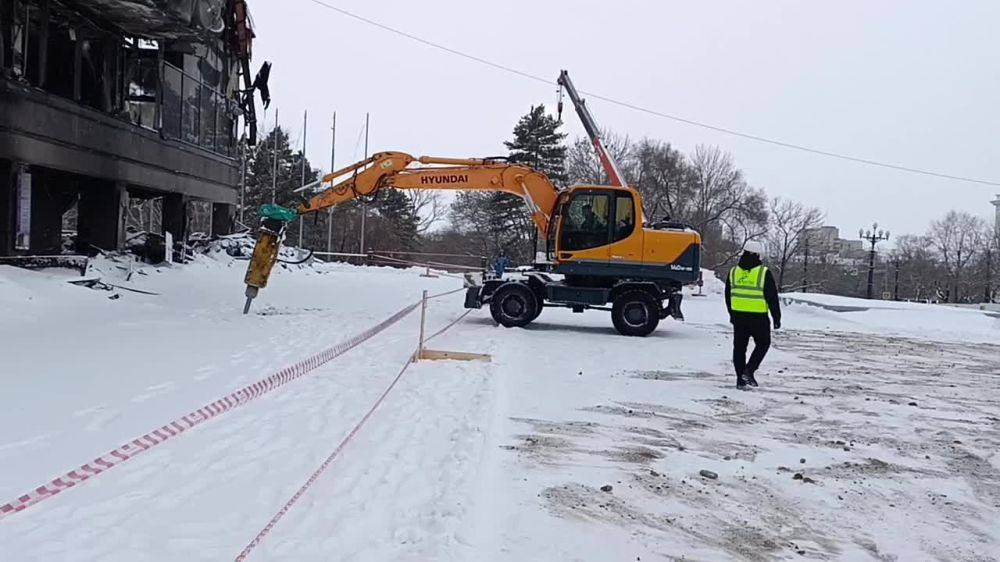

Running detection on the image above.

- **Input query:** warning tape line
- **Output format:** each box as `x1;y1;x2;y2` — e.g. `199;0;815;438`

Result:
427;287;466;300
425;309;473;343
234;291;475;560
0;300;421;521
234;357;414;561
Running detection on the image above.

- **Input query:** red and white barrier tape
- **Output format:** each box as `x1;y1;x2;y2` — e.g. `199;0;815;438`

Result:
0;301;420;520
234;357;414;561
234;292;475;560
425;309;473;343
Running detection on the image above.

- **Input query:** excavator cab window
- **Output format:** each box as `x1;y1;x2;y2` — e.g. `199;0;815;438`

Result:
561;192;611;251
612;193;635;243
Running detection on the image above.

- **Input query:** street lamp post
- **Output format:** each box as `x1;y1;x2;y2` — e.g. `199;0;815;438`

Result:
859;222;890;300
802;236;810;293
891;258;901;301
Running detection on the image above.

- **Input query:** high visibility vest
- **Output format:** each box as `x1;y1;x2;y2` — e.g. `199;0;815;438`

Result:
729;265;769;314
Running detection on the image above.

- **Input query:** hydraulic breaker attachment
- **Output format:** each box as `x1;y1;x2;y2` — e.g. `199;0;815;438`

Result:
243;204;297;314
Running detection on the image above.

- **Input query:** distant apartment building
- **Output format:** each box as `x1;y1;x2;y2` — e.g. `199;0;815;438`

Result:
1;0;261;257
803;225;869;263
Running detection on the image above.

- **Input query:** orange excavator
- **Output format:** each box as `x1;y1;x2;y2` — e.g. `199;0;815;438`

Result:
242;70;701;336
243;151;701;336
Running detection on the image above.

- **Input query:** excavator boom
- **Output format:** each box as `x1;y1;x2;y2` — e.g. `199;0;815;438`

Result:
298;151;560;234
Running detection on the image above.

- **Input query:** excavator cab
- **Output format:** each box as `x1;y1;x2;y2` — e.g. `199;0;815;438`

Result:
546;187;624;261
544;186;652;277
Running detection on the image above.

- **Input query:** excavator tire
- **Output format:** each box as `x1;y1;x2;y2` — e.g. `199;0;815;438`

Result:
490;283;539;328
528;302;544;322
611;290;660;337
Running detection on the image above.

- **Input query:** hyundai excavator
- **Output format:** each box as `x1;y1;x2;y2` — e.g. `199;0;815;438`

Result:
242;151;700;336
242;71;701;336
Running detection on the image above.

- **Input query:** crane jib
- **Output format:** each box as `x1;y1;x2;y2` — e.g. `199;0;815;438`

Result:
559;70;627;187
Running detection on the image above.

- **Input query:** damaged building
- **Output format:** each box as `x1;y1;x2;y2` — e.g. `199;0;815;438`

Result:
0;0;265;259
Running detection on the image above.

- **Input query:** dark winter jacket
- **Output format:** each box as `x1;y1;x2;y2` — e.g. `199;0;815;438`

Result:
724;252;782;325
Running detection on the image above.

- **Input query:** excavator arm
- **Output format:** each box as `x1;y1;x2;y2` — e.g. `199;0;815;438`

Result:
298;151;559;233
242;151;561;313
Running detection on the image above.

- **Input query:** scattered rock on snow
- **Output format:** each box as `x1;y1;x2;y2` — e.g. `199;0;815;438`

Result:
800;458;806;464
600;484;613;493
699;470;719;480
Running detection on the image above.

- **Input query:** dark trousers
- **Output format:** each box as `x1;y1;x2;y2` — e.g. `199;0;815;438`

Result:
732;315;771;376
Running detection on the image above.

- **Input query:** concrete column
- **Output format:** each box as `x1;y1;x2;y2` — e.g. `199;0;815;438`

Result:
162;192;187;260
162;193;188;240
0;159;13;255
77;178;126;254
211;202;234;237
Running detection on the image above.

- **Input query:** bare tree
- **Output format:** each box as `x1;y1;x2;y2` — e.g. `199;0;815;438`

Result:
564;131;634;186
766;197;824;290
687;145;769;268
632;139;691;222
408;190;445;234
890;234;941;301
928;210;985;302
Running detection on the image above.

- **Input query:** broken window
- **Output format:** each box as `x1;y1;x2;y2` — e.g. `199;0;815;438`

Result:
161;57;237;155
200;84;216;149
182;68;200;144
124;39;160;130
162;62;183;138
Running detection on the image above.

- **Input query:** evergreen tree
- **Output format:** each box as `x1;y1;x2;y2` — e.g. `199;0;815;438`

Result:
369;188;420;252
505;104;567;185
242;126;319;229
450;105;567;263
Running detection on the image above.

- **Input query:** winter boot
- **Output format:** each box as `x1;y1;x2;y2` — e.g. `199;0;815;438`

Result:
745;370;759;388
736;372;748;389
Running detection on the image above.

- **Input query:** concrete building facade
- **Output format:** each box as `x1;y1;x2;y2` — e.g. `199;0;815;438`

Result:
0;0;259;258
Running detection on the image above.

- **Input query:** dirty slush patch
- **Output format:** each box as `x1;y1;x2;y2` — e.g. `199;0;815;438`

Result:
502;330;1000;561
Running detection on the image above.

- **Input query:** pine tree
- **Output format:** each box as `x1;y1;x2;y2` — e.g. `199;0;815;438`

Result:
505;104;567;185
370;188;420;252
241;126;319;233
450;105;567;263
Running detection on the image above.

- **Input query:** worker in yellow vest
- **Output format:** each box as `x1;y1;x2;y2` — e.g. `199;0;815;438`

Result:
725;241;781;389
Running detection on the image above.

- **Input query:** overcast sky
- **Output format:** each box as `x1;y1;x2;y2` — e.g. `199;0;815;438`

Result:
250;0;1000;239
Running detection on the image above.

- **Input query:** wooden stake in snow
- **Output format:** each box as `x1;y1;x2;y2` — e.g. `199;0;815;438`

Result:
415;289;490;363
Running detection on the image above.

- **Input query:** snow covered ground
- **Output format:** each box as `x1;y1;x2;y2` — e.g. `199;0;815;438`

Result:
1;256;998;561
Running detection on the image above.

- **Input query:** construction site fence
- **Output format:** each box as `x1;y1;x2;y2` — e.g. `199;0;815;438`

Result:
312;250;486;273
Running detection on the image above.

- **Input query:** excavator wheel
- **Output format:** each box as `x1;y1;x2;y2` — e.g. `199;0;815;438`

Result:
611;290;661;337
490;283;539;328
